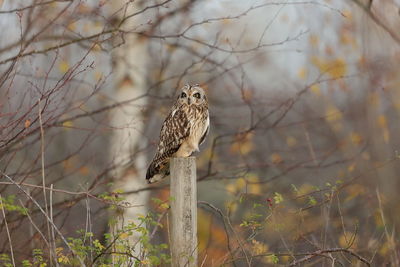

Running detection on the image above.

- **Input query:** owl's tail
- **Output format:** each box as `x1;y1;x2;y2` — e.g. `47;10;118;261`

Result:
146;162;158;182
146;160;169;184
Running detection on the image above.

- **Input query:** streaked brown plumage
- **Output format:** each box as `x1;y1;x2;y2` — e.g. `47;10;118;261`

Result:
146;84;209;183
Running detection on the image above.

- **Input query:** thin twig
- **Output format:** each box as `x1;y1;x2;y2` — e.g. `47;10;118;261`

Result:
50;184;59;267
38;99;53;266
0;194;16;267
0;181;144;208
351;0;400;45
198;201;246;266
18;199;50;247
376;188;400;265
288;248;371;266
0;0;72;14
0;171;86;266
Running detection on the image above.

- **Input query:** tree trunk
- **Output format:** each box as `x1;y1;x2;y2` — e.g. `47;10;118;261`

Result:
108;0;149;261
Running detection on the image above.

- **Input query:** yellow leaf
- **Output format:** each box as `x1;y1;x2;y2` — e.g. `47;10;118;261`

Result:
310;84;321;95
160;203;169;210
374;210;384;228
247;174;260;194
344;184;366;202
58;255;70;264
379;241;392;257
227;201;238;213
297;67;308;80
329;59;347;78
298;184;314;196
309;34;319;47
59;61;69;73
325;104;342;122
220;18;231;25
378;115;390;143
120;232;129;240
273;192;284;204
230;133;253;155
286;136;297;147
93;239;105;250
280;256;290;264
225;183;237;194
340;31;357;48
349;132;363;145
347;163;355;172
251;239;269;254
55;247;63;255
236;178;246;190
311;56;347;78
62;120;73;127
93;43;102;52
238;141;253;154
24;119;31;128
377;115;387;128
248;184;261;194
383;128;390;143
67;22;76;31
94;71;103;81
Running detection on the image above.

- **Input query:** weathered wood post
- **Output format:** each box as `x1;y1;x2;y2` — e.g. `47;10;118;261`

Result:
170;157;197;267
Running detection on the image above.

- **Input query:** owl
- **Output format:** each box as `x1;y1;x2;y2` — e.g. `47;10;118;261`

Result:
146;84;210;184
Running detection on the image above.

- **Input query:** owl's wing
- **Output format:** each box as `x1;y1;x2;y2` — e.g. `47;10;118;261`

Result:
199;113;210;146
146;107;190;182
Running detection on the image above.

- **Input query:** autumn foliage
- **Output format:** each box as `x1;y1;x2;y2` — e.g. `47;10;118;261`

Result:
1;0;400;266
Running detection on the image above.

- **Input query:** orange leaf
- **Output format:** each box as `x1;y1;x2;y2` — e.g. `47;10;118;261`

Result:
24;119;31;128
309;34;319;47
270;153;283;164
377;115;387;128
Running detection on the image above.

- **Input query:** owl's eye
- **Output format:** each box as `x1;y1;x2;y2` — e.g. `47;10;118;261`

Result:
180;92;187;98
193;93;201;99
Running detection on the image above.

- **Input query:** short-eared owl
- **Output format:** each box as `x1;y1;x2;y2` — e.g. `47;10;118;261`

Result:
146;84;210;184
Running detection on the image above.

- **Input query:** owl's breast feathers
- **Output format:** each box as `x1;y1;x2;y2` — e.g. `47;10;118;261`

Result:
146;103;209;184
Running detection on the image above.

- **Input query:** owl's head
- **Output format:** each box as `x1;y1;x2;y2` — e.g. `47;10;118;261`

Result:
177;84;207;106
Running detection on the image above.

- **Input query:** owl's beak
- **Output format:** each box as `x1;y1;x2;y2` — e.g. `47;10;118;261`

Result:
188;98;191;105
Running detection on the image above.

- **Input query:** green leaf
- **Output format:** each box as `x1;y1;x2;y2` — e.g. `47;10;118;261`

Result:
270;254;279;264
273;192;284;204
308;196;317;206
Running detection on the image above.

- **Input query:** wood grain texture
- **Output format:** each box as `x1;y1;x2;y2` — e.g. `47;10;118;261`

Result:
170;157;197;267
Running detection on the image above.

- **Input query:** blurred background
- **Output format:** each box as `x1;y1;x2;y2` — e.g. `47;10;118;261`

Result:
0;0;400;266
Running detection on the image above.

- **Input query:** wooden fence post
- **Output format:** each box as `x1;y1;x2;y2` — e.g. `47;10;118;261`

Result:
170;157;197;267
